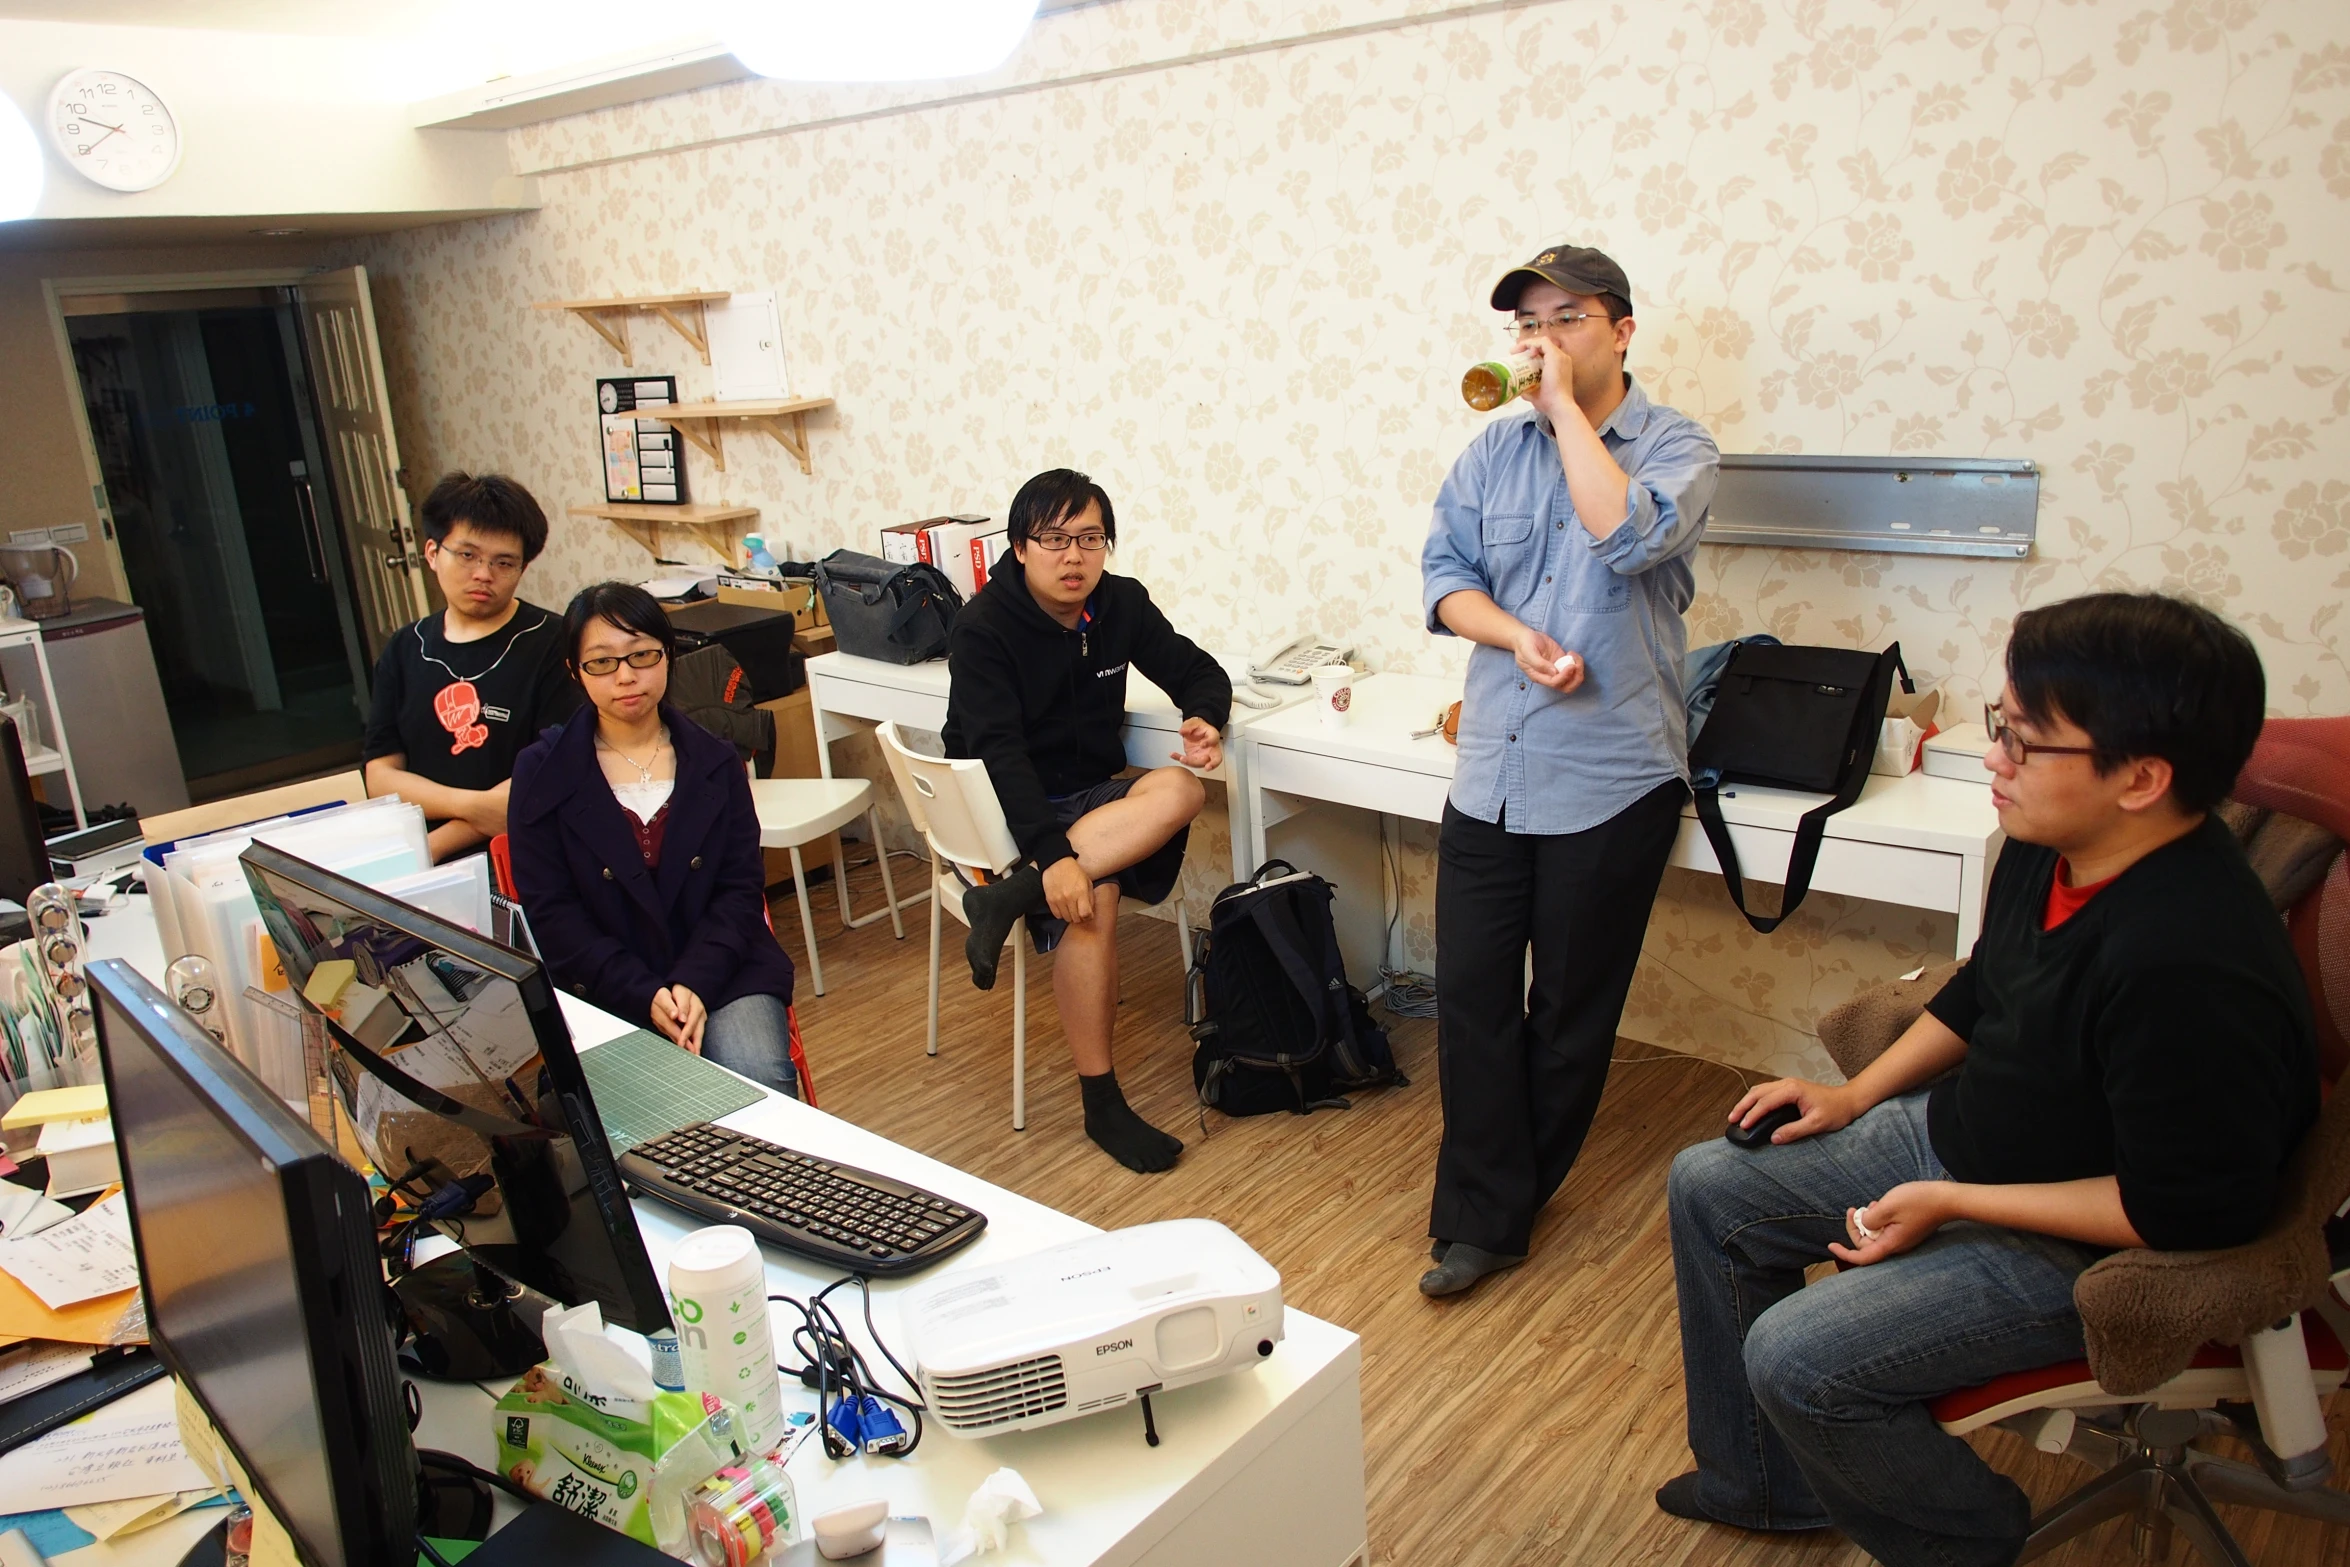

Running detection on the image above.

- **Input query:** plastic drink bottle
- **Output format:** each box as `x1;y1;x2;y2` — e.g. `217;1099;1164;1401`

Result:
1461;351;1540;411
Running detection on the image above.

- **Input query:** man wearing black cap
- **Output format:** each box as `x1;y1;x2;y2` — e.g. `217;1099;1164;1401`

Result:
1417;244;1720;1296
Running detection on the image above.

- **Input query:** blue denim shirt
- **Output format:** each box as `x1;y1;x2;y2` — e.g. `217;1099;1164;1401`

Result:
1421;374;1720;835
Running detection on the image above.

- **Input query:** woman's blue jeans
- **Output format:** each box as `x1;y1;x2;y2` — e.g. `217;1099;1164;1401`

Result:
1667;1092;2105;1567
700;993;801;1099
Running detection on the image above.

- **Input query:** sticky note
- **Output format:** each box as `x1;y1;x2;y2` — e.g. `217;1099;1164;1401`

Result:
302;959;356;1009
255;930;289;993
0;1085;108;1131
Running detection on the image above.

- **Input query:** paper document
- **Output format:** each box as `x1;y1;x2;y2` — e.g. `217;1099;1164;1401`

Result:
0;1339;95;1406
0;1376;212;1510
66;1486;223;1541
0;1180;71;1240
0;1192;140;1309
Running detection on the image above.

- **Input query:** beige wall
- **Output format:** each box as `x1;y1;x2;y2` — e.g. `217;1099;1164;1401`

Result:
0;240;340;606
347;0;2350;1076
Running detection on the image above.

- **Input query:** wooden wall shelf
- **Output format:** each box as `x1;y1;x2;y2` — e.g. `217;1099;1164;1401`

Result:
535;291;731;365
642;396;834;476
571;501;757;563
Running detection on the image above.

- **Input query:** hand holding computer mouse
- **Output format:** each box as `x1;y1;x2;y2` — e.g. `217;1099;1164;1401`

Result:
1723;1078;1857;1148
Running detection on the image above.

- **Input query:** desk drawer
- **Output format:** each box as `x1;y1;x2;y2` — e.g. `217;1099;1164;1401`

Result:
1669;819;1962;913
1255;744;1451;824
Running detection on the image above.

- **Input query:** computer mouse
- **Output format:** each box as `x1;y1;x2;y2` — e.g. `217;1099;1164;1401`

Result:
1724;1103;1803;1150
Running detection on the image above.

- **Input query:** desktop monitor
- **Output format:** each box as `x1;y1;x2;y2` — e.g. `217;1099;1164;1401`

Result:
91;959;418;1567
238;841;670;1354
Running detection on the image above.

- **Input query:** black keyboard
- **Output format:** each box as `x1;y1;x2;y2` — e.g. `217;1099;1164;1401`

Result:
619;1123;986;1276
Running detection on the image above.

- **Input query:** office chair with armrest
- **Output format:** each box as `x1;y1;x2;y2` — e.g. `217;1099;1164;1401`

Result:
1816;715;2350;1564
874;723;1189;1132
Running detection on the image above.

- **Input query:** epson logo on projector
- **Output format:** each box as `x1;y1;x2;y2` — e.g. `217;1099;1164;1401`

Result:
1095;1338;1133;1357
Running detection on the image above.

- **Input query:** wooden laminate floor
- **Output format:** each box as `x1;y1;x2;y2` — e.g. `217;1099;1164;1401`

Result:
778;858;2350;1566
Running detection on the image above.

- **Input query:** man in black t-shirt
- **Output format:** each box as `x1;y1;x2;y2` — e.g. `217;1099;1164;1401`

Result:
1658;593;2316;1567
362;473;578;862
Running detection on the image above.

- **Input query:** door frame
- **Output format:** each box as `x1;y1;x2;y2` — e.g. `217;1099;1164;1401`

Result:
41;267;324;608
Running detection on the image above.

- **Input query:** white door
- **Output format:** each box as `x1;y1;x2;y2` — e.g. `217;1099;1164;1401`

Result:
296;266;428;661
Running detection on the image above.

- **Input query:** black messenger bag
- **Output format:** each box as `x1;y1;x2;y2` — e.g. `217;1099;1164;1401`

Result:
1686;641;1910;932
811;549;962;664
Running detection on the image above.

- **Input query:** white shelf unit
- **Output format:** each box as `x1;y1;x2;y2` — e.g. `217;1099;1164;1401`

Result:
0;619;86;829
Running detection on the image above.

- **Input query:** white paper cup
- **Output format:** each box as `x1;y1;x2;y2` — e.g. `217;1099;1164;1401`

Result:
1311;663;1354;728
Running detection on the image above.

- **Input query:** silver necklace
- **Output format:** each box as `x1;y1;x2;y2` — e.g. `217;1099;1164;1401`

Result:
416;610;543;684
599;728;670;784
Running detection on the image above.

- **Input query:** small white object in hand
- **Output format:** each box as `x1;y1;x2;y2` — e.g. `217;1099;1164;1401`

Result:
1851;1205;1880;1244
1553;652;1580;675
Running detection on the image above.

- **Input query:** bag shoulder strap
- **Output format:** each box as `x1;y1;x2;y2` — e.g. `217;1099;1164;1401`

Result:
1698;641;1906;933
1241;886;1342;1059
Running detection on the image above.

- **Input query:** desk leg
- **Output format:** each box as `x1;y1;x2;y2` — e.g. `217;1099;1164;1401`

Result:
1956;851;1988;956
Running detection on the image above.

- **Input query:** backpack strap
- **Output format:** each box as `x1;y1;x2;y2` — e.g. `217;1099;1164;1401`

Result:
1241;885;1343;1061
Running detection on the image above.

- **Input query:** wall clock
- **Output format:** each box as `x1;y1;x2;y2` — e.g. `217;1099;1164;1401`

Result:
46;68;181;193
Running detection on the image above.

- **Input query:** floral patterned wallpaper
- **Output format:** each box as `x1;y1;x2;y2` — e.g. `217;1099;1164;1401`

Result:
351;0;2350;1079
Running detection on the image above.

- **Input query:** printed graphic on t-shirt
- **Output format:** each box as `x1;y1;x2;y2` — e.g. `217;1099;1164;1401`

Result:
434;679;490;755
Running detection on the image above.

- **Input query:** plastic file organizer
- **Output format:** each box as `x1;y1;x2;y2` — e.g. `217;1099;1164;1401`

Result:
142;796;434;1112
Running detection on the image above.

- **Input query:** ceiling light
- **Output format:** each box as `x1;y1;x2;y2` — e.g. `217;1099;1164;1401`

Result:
0;91;41;223
726;0;1039;82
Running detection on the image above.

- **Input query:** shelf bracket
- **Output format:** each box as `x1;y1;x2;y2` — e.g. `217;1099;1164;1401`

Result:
753;412;813;475
575;308;633;365
648;300;713;365
667;418;726;472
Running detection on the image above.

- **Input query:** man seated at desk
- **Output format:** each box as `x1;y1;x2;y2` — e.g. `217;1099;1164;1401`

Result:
943;468;1231;1173
1660;591;2315;1567
363;472;579;861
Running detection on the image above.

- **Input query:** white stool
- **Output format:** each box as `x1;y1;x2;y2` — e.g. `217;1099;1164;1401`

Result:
749;777;907;997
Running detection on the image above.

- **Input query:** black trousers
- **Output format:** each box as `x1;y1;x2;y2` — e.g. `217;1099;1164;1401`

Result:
1429;778;1687;1255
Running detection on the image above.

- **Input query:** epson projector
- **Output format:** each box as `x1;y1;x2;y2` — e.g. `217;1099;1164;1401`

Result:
903;1219;1283;1437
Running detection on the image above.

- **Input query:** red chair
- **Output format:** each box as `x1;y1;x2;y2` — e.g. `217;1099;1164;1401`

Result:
488;833;819;1106
1920;717;2350;1562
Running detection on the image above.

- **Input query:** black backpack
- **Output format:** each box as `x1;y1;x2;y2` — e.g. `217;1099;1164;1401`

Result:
1187;862;1408;1117
1686;640;1910;932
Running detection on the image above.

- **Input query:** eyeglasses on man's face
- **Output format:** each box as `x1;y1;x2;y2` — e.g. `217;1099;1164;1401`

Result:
1510;311;1607;340
577;647;667;677
1029;530;1110;553
1984;702;2102;766
437;543;525;577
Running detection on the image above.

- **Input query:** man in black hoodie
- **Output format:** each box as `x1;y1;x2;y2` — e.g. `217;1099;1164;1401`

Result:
943;469;1233;1172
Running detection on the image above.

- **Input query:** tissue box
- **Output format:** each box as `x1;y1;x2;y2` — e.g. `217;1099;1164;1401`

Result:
1871;686;1943;777
492;1365;731;1553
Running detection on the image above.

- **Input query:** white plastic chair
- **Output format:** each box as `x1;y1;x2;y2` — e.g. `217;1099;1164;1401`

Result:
875;722;1191;1131
747;774;906;998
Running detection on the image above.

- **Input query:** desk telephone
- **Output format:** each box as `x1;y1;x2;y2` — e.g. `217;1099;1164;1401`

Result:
1249;635;1353;685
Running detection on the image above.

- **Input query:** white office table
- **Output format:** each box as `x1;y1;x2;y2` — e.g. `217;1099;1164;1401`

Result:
804;651;1311;884
71;903;1369;1567
1245;670;2006;959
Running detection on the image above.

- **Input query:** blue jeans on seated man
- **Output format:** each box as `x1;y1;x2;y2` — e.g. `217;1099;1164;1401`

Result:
1667;1091;2105;1567
699;992;801;1099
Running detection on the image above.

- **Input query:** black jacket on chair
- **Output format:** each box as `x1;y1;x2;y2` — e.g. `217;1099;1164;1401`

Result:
942;556;1232;870
507;702;794;1031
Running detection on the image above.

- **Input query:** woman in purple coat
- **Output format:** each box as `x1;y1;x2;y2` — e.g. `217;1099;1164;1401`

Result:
508;582;798;1094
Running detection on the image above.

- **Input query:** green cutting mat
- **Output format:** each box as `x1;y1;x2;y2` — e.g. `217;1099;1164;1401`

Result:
577;1029;767;1154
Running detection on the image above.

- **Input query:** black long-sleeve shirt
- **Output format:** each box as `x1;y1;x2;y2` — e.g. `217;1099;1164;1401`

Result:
1924;814;2317;1251
943;555;1231;871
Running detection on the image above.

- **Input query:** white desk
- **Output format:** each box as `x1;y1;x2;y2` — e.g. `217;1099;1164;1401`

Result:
805;651;1312;883
1245;670;2005;958
67;903;1368;1567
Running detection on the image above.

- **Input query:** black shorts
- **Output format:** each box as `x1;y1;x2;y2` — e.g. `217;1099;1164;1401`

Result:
1029;774;1189;951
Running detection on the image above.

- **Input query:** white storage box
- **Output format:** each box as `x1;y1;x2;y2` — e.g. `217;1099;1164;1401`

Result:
1922;723;1992;783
